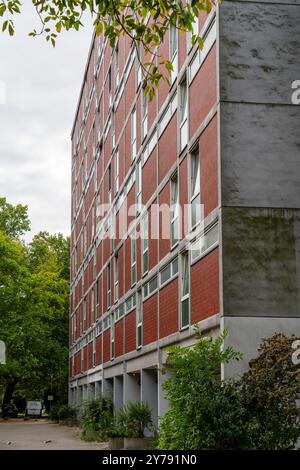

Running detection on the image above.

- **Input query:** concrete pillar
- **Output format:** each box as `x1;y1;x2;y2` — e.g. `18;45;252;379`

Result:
89;383;95;400
124;372;141;404
103;377;113;397
95;380;102;398
158;368;171;421
141;369;158;431
114;376;124;410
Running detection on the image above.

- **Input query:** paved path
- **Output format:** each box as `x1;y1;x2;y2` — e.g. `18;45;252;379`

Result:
0;419;108;450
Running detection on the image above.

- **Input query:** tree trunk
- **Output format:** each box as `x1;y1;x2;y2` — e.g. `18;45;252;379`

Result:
2;379;18;407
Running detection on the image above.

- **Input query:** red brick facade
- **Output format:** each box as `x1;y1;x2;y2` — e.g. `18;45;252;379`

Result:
69;11;220;381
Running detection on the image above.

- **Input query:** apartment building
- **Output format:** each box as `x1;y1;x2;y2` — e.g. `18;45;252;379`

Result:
69;2;300;424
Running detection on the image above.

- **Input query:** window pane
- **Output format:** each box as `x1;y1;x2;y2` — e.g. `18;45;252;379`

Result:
172;257;178;275
149;276;158;293
171;218;179;246
181;298;190;328
191;195;200;227
161;263;171;285
182;254;189;297
191;153;200;199
143;251;148;273
137;325;142;347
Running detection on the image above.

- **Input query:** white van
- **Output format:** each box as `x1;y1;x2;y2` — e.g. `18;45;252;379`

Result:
26;401;43;417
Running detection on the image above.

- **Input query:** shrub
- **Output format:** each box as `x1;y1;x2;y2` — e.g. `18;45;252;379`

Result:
157;328;248;450
82;396;114;440
157;329;300;450
116;402;153;438
239;333;300;450
49;403;60;422
57;404;77;425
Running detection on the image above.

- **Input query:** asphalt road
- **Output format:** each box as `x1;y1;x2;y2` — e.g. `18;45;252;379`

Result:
0;419;108;450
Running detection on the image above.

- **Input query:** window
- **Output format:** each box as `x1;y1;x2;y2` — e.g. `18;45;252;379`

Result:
111;108;115;148
108;163;112;203
170;24;178;82
108;67;112;107
171;174;179;247
81;348;84;373
136;44;142;88
91;288;95;324
92;334;96;367
107;263;111;308
143;275;158;299
160;257;179;287
83;298;86;332
142;91;148;140
111;313;115;359
114;45;119;88
114;253;119;302
190;150;200;228
136;160;142;211
96;278;99;318
141;212;149;274
179;80;188;151
131;232;137;285
131;107;137;160
180;252;190;329
92;121;96;157
136;290;142;349
114;149;119;194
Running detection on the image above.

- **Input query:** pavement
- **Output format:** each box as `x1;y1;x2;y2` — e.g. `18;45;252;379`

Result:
0;419;108;450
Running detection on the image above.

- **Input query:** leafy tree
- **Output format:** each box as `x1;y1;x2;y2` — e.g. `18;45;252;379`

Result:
0;0;213;94
0;197;30;238
0;199;70;409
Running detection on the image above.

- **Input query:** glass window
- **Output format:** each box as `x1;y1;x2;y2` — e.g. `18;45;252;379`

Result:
179;80;188;151
136;290;142;349
107;263;111;308
180;252;190;328
142;91;148;140
171;174;179;247
170;24;178;82
131;107;137;160
114;149;119;194
190;150;200;228
114;254;119;302
141;213;149;274
131;232;137;285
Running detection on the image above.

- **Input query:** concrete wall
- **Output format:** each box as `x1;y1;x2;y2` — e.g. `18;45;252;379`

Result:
218;1;300;376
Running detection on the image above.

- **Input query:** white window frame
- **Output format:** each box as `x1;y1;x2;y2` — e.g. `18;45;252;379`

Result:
131;107;137;161
136;289;143;349
170;173;179;248
107;263;111;308
190;149;200;229
136;159;142;212
108;67;112;108
141;90;148;141
108;163;112;204
114;44;119;88
114;149;119;194
131;231;137;286
114;253;119;302
110;313;115;360
141;212;149;275
179;79;188;151
180;252;190;329
91;287;95;324
170;24;178;82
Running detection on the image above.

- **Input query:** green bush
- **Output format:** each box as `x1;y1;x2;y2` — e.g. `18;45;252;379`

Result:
57;404;77;424
82;396;113;440
116;402;153;438
157;329;300;450
49;403;60;421
239;333;300;450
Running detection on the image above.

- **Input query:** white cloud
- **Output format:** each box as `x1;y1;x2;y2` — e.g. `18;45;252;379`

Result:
0;4;93;242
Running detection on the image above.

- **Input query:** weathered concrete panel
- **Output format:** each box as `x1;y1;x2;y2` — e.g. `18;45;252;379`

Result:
220;103;300;208
219;2;300;104
222;207;300;317
222;316;300;379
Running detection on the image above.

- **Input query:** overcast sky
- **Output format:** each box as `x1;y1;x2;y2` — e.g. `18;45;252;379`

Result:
0;4;93;242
